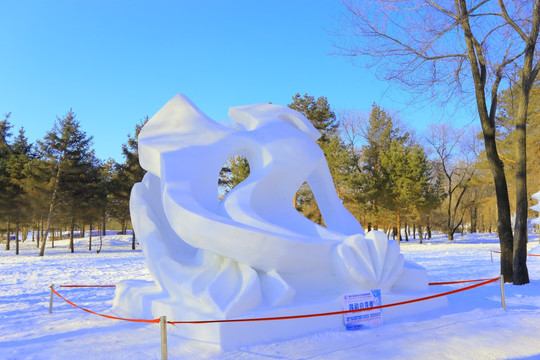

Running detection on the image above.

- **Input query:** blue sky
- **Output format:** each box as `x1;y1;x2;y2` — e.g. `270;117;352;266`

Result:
0;1;475;162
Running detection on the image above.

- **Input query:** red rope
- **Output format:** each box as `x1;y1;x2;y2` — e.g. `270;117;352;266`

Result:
492;250;540;257
59;285;116;288
168;277;499;325
429;279;493;285
50;286;159;324
50;277;499;325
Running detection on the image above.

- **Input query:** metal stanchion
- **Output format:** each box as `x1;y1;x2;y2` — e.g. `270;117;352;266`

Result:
160;316;168;360
490;251;493;263
500;275;506;310
49;284;55;313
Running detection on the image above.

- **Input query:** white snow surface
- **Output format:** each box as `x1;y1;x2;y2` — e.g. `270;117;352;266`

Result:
2;232;540;360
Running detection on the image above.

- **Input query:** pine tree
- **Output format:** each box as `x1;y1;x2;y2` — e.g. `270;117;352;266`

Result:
357;104;399;229
288;93;339;143
110;117;148;249
0;113;13;250
7;127;33;254
32;109;95;256
288;93;352;224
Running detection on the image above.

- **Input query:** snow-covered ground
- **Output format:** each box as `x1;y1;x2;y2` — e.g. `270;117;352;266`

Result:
1;232;540;359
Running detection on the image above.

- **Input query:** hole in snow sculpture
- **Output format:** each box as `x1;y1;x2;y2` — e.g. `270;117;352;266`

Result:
294;181;326;227
112;94;447;349
218;155;250;200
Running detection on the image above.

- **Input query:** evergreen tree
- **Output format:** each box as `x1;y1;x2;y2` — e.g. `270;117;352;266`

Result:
7;127;33;254
31;109;95;256
288;93;353;224
0;113;13;249
357;104;400;229
288;93;339;143
111;117;148;249
356;104;438;237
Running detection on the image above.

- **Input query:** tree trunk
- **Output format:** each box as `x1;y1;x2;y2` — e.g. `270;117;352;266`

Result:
132;230;136;250
458;0;514;282
511;0;540;284
418;225;423;244
6;220;10;251
89;220;92;251
36;221;40;248
15;221;19;255
397;211;402;243
513;75;532;285
38;218;43;248
39;159;63;256
470;207;477;233
69;220;75;253
102;216;106;237
404;222;409;242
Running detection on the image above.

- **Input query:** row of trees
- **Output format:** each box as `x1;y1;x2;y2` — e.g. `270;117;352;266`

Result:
0;111;147;256
1;91;538;268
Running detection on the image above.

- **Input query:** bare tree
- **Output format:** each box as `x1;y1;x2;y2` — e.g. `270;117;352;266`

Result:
336;0;540;284
426;124;476;240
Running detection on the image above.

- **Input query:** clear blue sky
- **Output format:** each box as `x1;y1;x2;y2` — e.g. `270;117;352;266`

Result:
0;1;474;162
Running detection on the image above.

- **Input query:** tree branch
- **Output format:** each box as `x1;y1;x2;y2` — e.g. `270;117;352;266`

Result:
498;0;528;41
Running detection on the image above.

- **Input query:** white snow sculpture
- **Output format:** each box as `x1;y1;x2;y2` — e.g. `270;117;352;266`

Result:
113;94;442;348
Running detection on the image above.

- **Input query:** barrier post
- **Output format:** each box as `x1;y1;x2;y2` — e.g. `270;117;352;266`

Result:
49;284;55;313
490;251;493;263
500;275;506;310
160;316;168;360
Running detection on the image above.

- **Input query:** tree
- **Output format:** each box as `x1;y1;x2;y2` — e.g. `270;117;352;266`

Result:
356;104;402;229
219;155;250;195
7;127;33;254
288;93;339;142
287;93;354;224
337;0;540;284
497;79;540;220
33;109;95;256
111;117;148;249
426;124;476;240
0;113;13;250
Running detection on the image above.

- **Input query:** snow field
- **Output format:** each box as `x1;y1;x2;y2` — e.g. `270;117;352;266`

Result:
1;233;540;359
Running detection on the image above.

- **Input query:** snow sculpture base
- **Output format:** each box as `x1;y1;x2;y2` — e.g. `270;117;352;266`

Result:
114;94;448;349
114;279;446;350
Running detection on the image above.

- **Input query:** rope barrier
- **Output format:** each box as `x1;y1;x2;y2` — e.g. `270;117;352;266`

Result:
491;250;540;257
168;277;499;324
50;286;159;324
59;285;116;288
429;279;493;285
49;277;499;325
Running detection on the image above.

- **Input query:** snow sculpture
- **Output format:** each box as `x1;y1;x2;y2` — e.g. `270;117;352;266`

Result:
113;94;443;349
